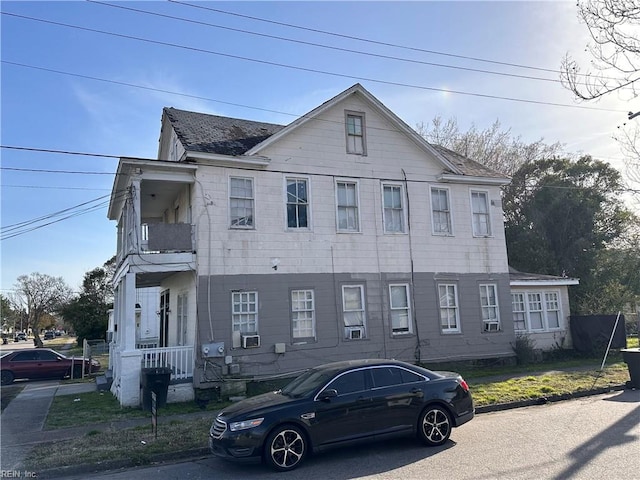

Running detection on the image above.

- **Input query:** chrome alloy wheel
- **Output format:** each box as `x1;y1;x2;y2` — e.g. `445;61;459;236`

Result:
420;406;452;445
267;426;306;471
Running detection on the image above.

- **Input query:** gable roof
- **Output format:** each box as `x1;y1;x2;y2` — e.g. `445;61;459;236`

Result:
163;107;285;156
163;84;508;181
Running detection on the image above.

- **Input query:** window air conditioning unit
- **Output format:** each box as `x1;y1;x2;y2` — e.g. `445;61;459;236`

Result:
484;322;500;332
346;326;364;340
242;334;261;349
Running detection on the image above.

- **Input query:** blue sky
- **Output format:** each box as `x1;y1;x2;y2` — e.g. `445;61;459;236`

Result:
0;1;634;294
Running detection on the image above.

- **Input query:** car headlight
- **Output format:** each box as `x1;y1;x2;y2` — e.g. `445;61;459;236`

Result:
229;418;264;432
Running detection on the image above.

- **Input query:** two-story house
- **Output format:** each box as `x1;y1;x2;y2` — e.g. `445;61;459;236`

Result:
107;83;518;407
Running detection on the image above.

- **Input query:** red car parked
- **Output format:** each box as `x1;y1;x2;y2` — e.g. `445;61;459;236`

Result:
0;348;100;385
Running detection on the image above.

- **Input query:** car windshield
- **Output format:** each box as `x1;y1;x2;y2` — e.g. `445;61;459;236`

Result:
281;369;337;398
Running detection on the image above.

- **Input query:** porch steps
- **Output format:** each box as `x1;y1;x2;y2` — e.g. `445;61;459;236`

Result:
96;369;113;391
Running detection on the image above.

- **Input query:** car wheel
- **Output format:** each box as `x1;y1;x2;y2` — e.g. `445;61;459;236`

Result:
264;424;307;471
418;405;452;446
1;370;14;385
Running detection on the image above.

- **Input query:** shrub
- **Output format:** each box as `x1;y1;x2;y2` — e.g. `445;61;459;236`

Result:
512;335;537;365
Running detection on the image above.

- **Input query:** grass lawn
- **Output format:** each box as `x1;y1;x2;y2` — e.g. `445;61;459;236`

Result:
20;341;638;472
1;384;25;412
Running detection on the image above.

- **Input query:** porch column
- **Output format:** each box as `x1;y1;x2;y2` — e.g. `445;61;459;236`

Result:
130;177;142;252
118;271;142;406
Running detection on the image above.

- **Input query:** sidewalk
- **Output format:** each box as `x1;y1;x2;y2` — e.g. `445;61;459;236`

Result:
0;361;632;478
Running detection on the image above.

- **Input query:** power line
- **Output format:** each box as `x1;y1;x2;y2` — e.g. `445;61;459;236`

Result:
0;144;121;159
168;0;583;78
1;11;628;114
89;0;569;86
1;190;127;240
2;185;111;191
2;167;114;175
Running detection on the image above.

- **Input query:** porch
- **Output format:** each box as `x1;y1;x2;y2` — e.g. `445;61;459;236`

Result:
110;343;194;383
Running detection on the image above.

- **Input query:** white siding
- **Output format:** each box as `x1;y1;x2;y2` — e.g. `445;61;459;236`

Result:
192;96;509;277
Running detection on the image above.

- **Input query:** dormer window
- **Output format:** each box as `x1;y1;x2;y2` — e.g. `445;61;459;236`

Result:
345;112;366;155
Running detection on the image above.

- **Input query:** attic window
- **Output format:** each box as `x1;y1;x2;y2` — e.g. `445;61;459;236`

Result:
345;112;366;155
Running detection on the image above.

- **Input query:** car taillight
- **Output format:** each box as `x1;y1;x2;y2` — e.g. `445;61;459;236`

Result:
459;378;469;392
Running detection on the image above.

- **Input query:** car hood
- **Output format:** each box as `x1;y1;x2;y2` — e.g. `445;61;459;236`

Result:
218;391;298;418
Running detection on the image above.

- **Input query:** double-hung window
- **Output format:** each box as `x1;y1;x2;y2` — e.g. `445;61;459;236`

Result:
471;190;491;236
342;285;366;339
230;177;254;228
345;112;366;155
286;177;309;229
176;293;188;346
512;293;527;332
389;284;411;335
291;289;315;339
431;187;452;235
336;181;360;232
545;292;561;329
438;284;460;333
232;291;258;334
479;284;500;332
511;291;563;332
382;184;405;233
527;293;544;330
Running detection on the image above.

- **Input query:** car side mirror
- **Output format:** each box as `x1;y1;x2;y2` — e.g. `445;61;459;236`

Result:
318;389;338;401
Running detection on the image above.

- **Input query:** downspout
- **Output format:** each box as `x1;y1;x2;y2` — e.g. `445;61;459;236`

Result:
402;169;421;363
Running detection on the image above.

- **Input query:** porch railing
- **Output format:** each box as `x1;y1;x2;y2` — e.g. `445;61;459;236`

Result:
140;345;194;381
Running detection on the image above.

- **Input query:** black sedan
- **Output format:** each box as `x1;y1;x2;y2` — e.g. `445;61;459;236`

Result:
209;359;474;471
0;348;100;385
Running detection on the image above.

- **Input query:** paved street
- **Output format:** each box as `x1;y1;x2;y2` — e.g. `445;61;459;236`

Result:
50;389;639;480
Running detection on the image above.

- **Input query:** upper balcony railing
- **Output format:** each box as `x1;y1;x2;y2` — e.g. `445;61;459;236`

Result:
118;222;194;264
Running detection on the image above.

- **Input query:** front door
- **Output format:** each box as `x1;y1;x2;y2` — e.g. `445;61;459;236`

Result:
159;289;170;347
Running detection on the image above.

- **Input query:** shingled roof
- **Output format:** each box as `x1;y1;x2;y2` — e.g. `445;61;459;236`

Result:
430;144;505;178
163;106;506;179
163;107;285;156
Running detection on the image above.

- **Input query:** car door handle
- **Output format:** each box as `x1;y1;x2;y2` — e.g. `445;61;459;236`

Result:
411;388;424;397
357;396;372;403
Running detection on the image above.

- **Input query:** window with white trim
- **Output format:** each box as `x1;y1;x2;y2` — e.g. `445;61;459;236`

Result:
479;284;500;332
512;293;527;331
286;177;309;229
389;284;411;334
176;293;188;346
511;290;563;332
345;112;366;155
545;292;560;329
431;187;452;235
232;291;258;334
471;190;491;236
438;284;460;333
229;177;254;228
291;289;315;339
527;293;544;330
382;184;405;233
342;285;366;339
336;181;360;232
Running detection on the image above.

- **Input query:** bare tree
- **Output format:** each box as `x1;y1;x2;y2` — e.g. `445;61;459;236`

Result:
560;0;639;101
561;0;640;204
416;117;566;176
12;273;73;347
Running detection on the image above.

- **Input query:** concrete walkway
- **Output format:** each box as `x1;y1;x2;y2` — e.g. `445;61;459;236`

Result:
1;380;97;470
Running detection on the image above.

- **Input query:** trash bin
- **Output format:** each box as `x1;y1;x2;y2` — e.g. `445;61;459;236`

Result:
141;367;172;411
621;348;640;389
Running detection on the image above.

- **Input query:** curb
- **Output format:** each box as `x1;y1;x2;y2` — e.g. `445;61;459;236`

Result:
33;384;632;478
